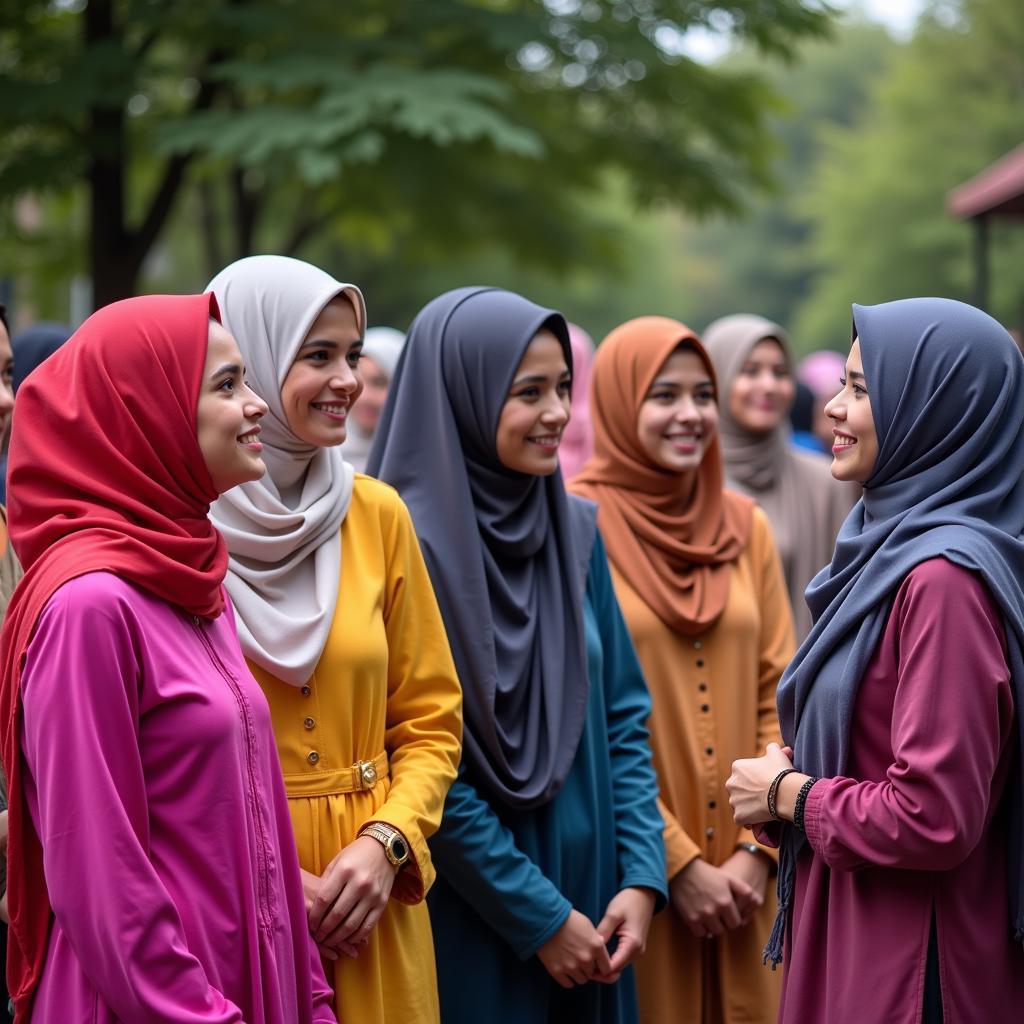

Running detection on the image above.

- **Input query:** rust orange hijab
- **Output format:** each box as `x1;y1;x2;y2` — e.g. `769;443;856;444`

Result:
570;316;753;634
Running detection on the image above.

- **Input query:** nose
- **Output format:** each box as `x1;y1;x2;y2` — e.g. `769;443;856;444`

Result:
243;385;268;420
823;390;844;421
540;394;570;428
673;395;701;424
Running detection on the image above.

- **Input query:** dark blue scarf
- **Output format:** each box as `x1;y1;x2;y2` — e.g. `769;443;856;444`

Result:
769;297;1024;964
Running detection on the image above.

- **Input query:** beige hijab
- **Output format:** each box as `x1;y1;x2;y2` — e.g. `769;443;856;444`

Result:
208;256;365;686
703;314;853;639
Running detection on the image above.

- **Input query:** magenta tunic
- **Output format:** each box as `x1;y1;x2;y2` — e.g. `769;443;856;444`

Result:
18;572;336;1023
777;559;1024;1023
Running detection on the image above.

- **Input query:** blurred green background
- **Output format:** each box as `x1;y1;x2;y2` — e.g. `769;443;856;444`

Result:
1;0;1021;351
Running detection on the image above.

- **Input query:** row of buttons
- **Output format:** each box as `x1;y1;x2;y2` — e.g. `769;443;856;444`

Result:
696;640;714;841
301;685;318;763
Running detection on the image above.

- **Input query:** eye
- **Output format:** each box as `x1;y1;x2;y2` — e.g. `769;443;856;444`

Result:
853;384;867;396
839;377;847;387
347;350;362;367
516;386;540;400
695;390;715;403
557;380;572;396
217;377;235;392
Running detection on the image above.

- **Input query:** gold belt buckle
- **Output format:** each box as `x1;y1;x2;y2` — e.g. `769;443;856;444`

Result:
354;759;378;790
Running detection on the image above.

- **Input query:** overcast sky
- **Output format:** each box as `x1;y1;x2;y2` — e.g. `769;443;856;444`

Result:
680;0;929;62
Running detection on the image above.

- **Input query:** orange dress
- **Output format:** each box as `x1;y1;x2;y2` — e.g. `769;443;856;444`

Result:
616;507;795;1024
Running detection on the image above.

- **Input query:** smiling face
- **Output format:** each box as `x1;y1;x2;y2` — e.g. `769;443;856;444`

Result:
197;321;269;493
281;295;363;448
728;337;794;434
636;346;719;472
495;328;572;476
823;338;879;483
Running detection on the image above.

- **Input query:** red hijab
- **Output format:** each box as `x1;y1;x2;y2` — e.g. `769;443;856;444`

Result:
571;316;753;635
0;293;228;1018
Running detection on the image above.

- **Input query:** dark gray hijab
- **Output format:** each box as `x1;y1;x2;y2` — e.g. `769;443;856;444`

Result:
769;297;1024;963
367;287;597;809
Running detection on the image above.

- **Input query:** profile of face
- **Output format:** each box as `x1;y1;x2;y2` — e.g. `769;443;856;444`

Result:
350;355;389;435
823;338;879;483
636;346;719;472
281;295;363;447
495;328;572;476
728;338;795;434
197;320;269;493
0;322;14;444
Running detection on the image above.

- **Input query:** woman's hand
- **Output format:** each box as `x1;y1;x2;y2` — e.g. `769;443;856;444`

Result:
536;909;613;988
593;887;657;983
717;850;770;925
669;857;754;938
726;743;795;827
307;836;397;956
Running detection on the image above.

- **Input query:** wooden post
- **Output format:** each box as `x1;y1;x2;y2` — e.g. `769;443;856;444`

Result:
972;214;990;311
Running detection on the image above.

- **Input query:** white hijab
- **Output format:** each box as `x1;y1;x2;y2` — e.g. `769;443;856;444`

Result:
208;255;366;686
341;326;405;473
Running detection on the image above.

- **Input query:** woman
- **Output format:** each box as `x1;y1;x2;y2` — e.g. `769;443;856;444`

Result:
728;298;1024;1023
341;326;405;473
367;287;667;1024
703;314;854;640
570;317;794;1024
0;293;336;1022
558;323;596;480
208;256;462;1024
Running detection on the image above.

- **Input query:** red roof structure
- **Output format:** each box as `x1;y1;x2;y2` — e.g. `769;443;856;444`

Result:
946;143;1024;310
948;144;1024;219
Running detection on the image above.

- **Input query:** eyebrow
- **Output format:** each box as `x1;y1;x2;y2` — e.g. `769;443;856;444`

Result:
848;370;866;382
650;377;714;389
210;362;241;379
511;370;571;387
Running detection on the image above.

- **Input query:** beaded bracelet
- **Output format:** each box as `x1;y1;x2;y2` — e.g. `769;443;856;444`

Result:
793;777;819;832
766;768;798;821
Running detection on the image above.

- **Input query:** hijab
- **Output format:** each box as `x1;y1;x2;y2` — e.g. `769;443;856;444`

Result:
11;323;72;393
208;255;365;687
342;326;406;473
0;294;227;1017
558;323;595;480
703;314;846;639
768;297;1024;964
571;316;753;635
367;287;596;810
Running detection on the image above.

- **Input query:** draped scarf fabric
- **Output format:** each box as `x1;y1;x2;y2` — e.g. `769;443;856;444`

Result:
0;294;227;1018
769;297;1024;964
208;256;365;687
366;287;596;810
571;316;753;635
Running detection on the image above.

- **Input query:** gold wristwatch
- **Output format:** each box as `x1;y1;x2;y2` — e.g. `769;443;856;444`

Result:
359;822;410;869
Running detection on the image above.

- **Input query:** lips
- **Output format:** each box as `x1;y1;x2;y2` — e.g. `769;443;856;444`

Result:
832;430;856;452
312;401;348;421
526;434;561;451
237;427;262;451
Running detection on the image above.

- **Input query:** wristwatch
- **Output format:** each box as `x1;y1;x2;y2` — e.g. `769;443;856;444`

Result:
359;822;410;869
736;841;768;859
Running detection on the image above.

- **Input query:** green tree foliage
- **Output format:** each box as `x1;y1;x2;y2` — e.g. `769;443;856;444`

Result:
793;0;1024;346
0;0;833;314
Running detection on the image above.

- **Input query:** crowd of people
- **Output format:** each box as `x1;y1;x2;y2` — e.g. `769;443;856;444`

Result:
0;258;1019;1024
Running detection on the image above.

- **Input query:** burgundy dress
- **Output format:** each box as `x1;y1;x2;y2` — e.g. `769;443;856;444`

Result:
778;558;1024;1023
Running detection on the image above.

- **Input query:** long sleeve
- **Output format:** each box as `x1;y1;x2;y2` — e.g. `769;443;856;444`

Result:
588;535;668;904
804;560;1015;872
20;589;245;1024
741;510;794;856
370;493;463;903
430;768;572;959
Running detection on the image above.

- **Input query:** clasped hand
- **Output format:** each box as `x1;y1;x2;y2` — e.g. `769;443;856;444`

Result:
536;887;656;989
301;834;397;960
726;742;795;827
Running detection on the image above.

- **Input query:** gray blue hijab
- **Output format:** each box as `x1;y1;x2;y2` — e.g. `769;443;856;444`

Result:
769;297;1024;963
366;287;597;809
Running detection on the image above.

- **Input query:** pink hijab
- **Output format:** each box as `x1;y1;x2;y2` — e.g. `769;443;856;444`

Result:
559;323;595;480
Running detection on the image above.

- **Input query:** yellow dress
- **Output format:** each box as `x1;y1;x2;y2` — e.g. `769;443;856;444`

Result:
249;476;463;1023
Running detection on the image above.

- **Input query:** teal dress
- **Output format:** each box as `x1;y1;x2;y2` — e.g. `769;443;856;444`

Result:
428;533;667;1023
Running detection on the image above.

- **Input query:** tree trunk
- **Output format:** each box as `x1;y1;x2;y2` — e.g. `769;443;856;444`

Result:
86;0;139;308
